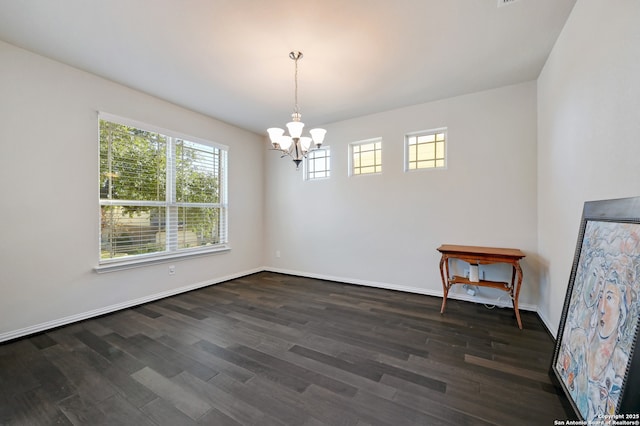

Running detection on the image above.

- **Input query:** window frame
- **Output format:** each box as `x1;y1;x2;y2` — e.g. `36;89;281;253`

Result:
303;146;331;181
349;137;383;176
96;112;229;273
404;128;447;172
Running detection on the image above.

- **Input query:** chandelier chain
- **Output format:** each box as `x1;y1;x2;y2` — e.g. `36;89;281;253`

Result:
293;54;299;115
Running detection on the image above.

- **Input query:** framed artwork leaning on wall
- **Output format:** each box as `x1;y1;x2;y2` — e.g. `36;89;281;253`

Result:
552;196;640;421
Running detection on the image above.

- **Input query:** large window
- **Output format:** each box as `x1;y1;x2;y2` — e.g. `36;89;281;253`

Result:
349;138;382;176
405;128;446;171
304;147;331;180
98;113;228;268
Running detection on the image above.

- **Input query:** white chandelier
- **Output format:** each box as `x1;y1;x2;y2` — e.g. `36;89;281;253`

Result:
267;51;326;169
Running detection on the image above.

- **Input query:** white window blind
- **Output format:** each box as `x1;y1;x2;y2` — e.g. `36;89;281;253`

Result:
98;113;228;267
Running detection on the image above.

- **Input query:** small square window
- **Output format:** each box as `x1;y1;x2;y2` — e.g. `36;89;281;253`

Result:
304;147;331;180
405;129;446;171
350;138;382;176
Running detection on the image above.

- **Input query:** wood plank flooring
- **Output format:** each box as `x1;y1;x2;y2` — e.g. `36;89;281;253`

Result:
0;272;570;425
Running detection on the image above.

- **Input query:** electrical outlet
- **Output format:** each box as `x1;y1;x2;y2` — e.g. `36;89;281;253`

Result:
276;250;281;258
168;265;176;275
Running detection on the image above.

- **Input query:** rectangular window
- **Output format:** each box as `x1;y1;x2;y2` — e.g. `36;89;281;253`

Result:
350;138;382;175
304;147;331;180
405;129;446;171
98;113;228;268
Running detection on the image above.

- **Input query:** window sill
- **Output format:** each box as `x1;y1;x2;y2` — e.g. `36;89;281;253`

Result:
94;245;231;273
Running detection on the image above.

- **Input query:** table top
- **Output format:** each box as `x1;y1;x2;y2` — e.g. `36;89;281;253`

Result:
437;244;525;259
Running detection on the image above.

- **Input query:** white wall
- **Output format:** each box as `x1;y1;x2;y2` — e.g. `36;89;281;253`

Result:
0;40;265;341
537;0;640;335
8;0;637;341
265;82;540;309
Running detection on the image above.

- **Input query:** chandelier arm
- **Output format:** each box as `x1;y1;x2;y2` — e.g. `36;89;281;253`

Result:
268;148;290;158
268;146;317;158
268;147;299;159
269;147;318;163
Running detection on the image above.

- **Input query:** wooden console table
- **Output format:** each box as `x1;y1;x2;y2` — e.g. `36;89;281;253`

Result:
437;244;526;329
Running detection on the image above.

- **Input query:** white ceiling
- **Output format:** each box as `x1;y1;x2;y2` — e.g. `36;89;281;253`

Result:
0;0;576;135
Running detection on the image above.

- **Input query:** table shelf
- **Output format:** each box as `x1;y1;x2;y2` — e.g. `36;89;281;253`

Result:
448;275;510;291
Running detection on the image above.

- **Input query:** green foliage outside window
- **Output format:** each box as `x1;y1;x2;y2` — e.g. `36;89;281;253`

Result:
99;120;224;260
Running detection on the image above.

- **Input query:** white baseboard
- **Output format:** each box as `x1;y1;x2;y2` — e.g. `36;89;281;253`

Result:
1;266;544;343
264;267;538;312
0;267;263;343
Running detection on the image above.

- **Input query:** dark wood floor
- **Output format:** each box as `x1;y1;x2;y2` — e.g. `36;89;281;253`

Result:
0;272;570;425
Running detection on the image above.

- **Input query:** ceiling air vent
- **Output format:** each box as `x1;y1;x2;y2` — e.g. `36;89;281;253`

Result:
498;0;521;7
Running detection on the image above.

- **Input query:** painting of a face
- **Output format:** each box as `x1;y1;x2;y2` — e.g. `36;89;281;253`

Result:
584;268;600;308
598;282;621;339
554;215;640;421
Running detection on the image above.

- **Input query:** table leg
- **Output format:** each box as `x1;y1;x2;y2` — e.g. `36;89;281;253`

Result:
512;262;523;329
439;255;448;314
